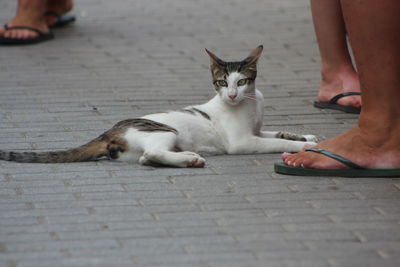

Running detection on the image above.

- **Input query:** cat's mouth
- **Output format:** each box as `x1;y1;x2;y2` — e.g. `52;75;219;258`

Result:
225;97;241;105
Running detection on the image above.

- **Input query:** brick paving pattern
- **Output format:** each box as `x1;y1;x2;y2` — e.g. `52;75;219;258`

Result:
0;0;400;266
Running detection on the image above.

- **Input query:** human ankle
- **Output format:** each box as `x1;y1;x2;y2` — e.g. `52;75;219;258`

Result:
357;116;400;149
47;0;73;13
321;64;357;83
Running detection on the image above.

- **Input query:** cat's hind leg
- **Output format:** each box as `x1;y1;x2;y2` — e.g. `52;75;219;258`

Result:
138;132;205;168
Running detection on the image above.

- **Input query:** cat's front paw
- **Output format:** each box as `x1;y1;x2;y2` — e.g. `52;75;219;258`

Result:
276;132;319;143
302;134;319;143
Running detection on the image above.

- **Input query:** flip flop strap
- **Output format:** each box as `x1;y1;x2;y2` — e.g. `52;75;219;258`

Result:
305;148;365;170
329;92;361;104
4;24;45;36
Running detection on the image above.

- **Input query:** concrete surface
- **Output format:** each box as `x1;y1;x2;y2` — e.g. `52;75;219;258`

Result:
0;0;399;266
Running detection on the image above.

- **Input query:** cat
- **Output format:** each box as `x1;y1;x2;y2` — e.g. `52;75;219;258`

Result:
0;45;317;167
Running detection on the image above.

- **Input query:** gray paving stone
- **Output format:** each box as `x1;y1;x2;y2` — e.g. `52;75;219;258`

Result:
1;0;399;266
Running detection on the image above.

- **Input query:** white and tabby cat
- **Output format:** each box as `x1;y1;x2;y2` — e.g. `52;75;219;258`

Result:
0;46;317;167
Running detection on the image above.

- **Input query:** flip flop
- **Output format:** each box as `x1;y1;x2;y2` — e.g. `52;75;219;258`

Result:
314;92;361;114
0;24;54;45
45;11;76;29
274;148;400;177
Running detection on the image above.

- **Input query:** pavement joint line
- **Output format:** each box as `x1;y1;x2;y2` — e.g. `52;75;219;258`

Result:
50;231;61;241
287;184;299;192
182;244;192;254
14;187;24;195
63;179;73;186
60;248;71;257
36;216;48;225
73;192;83;200
281;223;295;232
151;213;161;221
182;191;192;199
3;173;12;181
353;231;367;243
327;259;337;267
1;1;399;266
372;206;387;215
26;202;35;209
307;201;320;208
0;242;7;253
167;176;176;184
332;178;345;185
302;241;314;251
327;215;341;223
352;191;366;200
137;199;145;206
6;260;17;267
243;195;254;203
120;183;129;192
87;207;96;215
376;250;390;259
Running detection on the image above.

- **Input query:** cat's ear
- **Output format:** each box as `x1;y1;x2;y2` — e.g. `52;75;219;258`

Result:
242;45;263;66
205;48;226;67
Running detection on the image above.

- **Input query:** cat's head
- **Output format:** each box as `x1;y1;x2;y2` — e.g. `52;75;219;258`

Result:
205;45;263;105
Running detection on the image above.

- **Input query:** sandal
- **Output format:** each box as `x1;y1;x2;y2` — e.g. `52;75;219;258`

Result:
274;148;400;177
314;92;361;114
0;24;54;45
45;11;76;29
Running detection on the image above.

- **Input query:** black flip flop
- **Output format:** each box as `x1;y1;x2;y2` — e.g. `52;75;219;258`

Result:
314;92;361;114
45;11;76;29
274;148;400;177
0;24;54;45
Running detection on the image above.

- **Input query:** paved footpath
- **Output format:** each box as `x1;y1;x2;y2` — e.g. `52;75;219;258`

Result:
1;0;400;267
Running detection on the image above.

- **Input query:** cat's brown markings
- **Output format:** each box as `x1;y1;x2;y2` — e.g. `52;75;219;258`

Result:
0;119;176;163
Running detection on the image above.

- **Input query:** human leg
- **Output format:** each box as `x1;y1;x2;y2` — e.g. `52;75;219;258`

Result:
45;0;75;27
310;0;361;110
46;0;73;14
279;0;400;173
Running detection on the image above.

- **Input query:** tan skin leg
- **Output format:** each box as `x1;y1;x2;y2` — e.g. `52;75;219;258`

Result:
0;0;73;40
310;0;361;108
282;0;400;170
45;0;74;26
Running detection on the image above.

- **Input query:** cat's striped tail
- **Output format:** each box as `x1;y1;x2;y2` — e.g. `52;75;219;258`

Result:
0;137;109;163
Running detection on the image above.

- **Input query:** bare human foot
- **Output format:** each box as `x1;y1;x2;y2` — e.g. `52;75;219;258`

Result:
0;0;73;41
317;65;362;108
0;0;49;40
282;125;400;170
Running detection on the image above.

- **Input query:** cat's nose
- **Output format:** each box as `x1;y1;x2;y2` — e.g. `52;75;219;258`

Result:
229;94;237;100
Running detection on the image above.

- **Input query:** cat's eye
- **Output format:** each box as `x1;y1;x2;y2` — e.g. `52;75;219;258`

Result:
237;79;247;86
216;80;228;87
